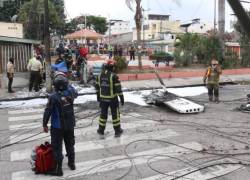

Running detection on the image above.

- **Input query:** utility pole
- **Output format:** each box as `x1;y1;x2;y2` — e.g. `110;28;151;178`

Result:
108;20;111;45
84;14;87;44
218;0;225;56
214;0;217;32
44;0;52;92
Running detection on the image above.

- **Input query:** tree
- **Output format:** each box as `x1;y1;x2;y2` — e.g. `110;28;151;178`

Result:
18;0;61;40
65;15;108;35
0;0;30;22
126;0;143;68
234;11;250;67
174;33;222;67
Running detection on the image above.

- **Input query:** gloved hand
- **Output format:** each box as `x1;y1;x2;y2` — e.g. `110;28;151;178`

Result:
203;78;206;84
43;126;48;133
97;92;100;102
119;95;124;106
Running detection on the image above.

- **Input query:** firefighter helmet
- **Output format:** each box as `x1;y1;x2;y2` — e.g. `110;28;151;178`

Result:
53;72;68;91
105;60;116;71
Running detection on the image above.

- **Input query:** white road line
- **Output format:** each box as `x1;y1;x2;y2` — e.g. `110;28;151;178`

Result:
8;107;78;115
11;127;177;161
8;114;43;122
8;108;44;115
141;159;243;180
9;122;41;131
11;142;202;180
9;118;93;131
9;121;154;143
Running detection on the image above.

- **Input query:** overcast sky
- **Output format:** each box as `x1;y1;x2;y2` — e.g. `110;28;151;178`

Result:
64;0;250;31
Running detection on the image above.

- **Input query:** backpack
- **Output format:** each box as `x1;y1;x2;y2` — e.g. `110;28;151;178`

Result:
31;142;55;174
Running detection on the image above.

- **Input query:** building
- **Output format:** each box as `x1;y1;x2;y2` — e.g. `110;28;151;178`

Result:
132;14;182;53
0;22;23;38
103;32;133;45
65;29;103;45
0;36;40;74
180;19;214;34
133;14;182;42
0;22;40;74
106;20;130;35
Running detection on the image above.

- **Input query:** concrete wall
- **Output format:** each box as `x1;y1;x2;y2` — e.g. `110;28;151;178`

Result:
0;22;23;38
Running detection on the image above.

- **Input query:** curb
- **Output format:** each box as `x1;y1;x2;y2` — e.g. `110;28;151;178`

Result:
118;68;250;81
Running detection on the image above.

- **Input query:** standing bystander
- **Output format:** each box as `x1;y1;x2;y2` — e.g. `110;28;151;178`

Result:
7;57;15;93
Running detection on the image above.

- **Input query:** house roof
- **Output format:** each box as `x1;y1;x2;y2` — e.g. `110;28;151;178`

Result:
65;29;103;39
0;36;40;44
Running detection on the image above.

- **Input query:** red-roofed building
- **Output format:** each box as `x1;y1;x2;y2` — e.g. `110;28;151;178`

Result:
65;29;103;44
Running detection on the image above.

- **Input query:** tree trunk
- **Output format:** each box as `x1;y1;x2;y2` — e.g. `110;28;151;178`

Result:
135;0;142;69
44;0;52;92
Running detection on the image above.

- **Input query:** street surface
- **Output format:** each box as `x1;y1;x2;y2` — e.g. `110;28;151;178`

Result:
1;85;250;179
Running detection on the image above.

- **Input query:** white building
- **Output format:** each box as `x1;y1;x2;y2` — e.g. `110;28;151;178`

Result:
180;19;214;34
107;20;130;35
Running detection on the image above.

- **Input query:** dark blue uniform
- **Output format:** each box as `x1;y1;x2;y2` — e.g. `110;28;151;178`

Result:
43;85;78;165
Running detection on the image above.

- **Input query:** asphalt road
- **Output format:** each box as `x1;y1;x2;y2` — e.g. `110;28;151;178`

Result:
1;84;250;180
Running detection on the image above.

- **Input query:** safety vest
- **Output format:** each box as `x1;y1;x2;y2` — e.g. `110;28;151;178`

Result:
206;67;220;84
97;71;122;99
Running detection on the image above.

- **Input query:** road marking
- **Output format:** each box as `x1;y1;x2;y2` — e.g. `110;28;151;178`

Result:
141;159;243;180
8;114;43;122
9;122;41;131
8;107;78;115
11;142;202;180
9;120;156;143
8;108;44;115
11;128;178;161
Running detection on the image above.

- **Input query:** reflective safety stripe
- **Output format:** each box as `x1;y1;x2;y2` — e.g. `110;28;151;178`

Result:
112;119;120;123
113;122;120;127
99;118;107;123
110;73;114;97
113;108;120;125
114;83;121;86
99;122;106;127
100;94;117;98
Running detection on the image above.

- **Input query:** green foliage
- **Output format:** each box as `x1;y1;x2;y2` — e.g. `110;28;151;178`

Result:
149;51;173;60
113;56;128;73
222;50;239;69
0;0;30;22
174;33;222;66
234;11;250;67
18;0;61;40
65;15;108;35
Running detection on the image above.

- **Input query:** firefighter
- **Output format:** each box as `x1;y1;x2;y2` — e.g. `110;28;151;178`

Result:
43;72;78;176
95;60;124;138
203;59;222;103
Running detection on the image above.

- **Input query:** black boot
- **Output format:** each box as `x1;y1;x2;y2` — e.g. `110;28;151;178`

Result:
114;125;123;138
97;125;105;136
214;96;220;103
48;161;63;176
68;156;76;170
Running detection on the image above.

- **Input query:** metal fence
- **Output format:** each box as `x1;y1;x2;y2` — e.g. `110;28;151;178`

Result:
0;43;32;73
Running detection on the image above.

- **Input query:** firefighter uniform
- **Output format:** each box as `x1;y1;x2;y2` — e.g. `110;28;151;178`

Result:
95;67;124;137
43;81;78;176
203;60;222;102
